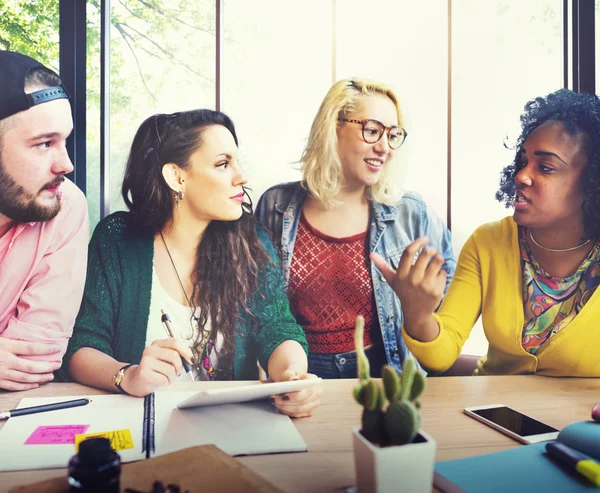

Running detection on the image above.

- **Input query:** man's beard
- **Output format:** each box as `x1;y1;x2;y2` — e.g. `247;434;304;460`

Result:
0;158;63;223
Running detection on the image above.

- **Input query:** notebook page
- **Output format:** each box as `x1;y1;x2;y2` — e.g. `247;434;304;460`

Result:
0;395;146;471
153;391;307;457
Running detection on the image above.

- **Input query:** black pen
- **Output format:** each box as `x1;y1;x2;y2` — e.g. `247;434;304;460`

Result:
160;309;195;381
0;398;91;420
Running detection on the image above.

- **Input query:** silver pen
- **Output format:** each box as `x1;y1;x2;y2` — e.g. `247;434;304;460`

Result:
160;309;195;381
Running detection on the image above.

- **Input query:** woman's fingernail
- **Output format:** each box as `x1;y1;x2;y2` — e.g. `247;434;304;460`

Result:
282;394;290;401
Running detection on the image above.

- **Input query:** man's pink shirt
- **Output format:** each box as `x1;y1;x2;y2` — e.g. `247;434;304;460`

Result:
0;179;89;363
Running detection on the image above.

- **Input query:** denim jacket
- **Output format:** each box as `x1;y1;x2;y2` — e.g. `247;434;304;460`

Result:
255;181;456;374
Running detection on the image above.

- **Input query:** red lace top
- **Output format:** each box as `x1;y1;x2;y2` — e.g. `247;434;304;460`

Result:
287;212;379;353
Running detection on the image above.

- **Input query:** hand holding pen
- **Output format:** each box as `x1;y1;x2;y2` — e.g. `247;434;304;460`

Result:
118;330;195;397
160;309;195;381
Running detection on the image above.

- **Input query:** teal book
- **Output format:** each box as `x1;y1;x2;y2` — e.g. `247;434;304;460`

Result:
434;421;600;493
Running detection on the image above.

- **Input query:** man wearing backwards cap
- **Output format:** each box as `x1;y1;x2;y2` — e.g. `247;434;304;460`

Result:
0;51;89;391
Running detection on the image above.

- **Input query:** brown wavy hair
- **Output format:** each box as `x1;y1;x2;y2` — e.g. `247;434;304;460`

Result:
122;109;270;378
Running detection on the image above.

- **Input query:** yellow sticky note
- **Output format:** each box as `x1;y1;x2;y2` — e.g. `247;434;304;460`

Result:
74;429;134;452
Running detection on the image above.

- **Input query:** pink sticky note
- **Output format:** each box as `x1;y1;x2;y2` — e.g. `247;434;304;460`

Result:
25;425;90;445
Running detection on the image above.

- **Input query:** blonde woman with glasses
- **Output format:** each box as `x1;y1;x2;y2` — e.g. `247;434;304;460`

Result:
256;78;455;379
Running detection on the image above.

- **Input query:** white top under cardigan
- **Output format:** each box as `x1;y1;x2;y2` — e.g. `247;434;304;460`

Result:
147;267;222;381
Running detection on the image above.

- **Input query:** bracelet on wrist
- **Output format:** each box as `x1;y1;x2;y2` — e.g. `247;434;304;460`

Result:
113;363;134;395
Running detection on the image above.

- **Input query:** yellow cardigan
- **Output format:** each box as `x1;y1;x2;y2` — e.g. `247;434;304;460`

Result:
403;217;600;377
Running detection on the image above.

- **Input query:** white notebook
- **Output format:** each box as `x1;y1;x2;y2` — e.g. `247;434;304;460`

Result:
0;390;307;472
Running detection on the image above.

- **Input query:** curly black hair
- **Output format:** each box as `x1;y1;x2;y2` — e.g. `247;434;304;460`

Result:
495;88;600;238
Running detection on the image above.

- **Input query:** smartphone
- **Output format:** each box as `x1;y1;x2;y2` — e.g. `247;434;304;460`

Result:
464;404;559;444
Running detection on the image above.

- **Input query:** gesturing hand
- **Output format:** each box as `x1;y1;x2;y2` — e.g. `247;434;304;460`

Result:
0;338;63;391
121;338;193;397
271;369;322;418
370;236;447;331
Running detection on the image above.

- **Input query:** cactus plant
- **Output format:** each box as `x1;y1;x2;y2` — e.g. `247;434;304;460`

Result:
353;315;426;446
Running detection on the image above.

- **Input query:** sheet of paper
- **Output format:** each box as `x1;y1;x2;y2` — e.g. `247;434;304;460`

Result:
0;389;309;471
155;392;307;457
25;425;90;445
0;395;146;471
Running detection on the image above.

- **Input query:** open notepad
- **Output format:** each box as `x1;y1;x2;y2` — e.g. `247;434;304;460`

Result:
434;421;600;493
0;390;308;472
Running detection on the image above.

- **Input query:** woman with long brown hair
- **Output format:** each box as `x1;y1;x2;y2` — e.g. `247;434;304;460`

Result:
62;109;321;417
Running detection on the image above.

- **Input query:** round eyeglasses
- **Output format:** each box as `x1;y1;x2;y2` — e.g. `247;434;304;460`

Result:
340;118;408;150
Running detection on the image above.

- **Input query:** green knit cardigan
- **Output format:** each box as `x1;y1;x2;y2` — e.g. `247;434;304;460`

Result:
59;212;308;381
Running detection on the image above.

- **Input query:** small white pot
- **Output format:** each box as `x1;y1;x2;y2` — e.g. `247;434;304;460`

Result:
353;427;436;493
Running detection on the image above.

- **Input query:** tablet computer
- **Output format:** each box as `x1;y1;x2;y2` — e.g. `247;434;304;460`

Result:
177;378;323;409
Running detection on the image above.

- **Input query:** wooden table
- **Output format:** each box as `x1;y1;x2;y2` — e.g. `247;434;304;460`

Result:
0;376;598;492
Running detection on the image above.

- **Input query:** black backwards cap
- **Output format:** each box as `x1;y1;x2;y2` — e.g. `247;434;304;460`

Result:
0;51;69;121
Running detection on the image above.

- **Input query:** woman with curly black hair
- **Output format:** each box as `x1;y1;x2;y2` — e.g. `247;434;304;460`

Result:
371;88;600;377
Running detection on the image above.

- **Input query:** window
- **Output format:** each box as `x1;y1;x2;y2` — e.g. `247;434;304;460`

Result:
0;2;59;67
87;1;101;227
451;0;563;355
222;0;332;204
107;0;216;213
337;0;449;222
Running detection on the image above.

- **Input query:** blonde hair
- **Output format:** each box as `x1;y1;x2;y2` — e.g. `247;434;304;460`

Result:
300;78;405;206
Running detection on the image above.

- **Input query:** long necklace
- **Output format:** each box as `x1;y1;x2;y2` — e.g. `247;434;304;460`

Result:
529;229;592;253
159;232;209;354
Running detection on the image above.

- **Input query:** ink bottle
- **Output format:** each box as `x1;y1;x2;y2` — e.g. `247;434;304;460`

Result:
68;437;121;492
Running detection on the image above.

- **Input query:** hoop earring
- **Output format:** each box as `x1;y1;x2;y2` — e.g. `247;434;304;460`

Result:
241;186;253;215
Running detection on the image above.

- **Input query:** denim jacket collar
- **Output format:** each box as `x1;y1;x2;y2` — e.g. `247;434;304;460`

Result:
275;185;307;215
372;200;399;223
274;183;399;222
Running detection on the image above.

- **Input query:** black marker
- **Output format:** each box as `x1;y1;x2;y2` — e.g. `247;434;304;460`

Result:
0;398;90;420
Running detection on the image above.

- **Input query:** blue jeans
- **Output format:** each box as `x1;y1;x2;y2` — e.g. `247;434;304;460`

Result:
308;343;388;379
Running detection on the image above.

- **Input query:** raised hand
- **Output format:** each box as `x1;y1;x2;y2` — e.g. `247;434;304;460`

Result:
370;237;446;340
